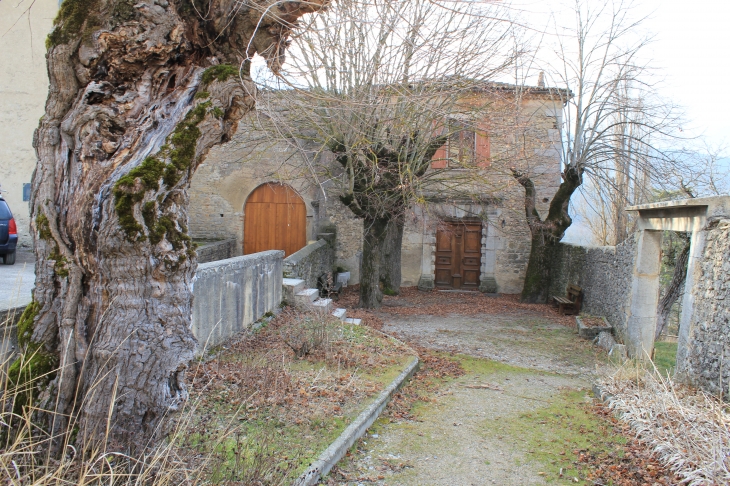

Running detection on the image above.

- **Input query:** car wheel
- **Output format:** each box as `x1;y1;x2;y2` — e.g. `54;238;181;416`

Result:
4;251;15;265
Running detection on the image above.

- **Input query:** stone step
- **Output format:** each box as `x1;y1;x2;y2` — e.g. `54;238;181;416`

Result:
332;308;347;320
294;288;319;305
283;278;306;303
344;318;361;325
311;298;333;314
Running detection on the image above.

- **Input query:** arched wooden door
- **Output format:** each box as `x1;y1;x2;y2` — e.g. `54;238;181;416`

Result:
243;183;307;257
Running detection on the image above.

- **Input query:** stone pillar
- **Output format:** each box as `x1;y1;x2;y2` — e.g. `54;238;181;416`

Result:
417;214;436;291
479;219;498;293
676;227;707;374
626;230;662;359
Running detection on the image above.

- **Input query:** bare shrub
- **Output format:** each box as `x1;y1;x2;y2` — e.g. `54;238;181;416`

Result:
277;307;334;358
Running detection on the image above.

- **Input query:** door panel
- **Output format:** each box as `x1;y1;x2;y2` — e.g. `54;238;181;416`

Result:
244;183;306;257
434;222;482;290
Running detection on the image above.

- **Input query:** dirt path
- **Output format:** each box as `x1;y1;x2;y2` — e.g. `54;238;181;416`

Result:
327;293;610;485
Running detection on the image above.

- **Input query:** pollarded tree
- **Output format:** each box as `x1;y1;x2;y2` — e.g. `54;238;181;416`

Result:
21;0;323;448
257;0;517;307
513;0;682;303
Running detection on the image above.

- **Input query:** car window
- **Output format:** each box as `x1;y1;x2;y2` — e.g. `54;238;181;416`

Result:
0;200;13;219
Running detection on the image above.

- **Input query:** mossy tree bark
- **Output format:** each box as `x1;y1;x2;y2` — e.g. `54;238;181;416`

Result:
511;165;582;303
27;0;322;448
379;217;404;295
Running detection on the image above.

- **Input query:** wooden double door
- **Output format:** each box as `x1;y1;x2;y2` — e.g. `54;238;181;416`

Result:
435;222;482;290
243;183;306;257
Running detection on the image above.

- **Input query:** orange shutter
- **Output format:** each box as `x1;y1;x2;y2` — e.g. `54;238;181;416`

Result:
476;121;491;168
431;121;448;169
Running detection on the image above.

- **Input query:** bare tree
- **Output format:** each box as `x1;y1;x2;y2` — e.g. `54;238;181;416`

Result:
255;0;517;307
22;0;323;448
513;0;682;303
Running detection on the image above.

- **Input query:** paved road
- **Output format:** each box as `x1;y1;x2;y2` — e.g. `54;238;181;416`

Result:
0;250;35;311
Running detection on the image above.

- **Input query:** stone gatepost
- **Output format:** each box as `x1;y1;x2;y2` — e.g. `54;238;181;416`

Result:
625;230;662;359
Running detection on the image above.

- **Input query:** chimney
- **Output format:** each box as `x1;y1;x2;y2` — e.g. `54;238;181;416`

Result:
537;71;545;88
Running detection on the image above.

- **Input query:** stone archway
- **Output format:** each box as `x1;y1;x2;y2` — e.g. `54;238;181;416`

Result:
243;183;306;257
626;196;730;374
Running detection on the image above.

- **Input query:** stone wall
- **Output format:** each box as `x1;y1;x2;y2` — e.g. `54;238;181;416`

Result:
0;0;57;248
550;236;637;343
197;239;238;263
282;236;335;289
192;251;283;354
683;219;730;398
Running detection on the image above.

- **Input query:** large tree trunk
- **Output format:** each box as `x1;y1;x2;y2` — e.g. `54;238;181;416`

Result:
379;217;404;295
23;0;322;448
359;217;389;308
512;165;582;303
655;234;691;340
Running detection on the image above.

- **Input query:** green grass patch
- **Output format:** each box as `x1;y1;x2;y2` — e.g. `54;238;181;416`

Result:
653;341;678;377
480;389;626;484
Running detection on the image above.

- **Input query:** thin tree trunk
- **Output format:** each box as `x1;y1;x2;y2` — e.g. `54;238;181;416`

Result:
23;0;322;449
359;217;389;308
655;235;691;340
379;217;404;295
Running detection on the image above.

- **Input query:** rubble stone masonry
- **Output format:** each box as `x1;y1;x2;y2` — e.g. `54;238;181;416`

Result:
684;219;730;399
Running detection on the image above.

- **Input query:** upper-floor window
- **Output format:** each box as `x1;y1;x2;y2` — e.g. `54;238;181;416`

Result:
431;119;490;169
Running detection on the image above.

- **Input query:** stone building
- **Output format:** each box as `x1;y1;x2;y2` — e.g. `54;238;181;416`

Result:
0;0;58;248
189;83;566;293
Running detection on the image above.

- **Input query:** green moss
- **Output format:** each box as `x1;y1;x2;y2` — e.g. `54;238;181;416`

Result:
111;0;136;24
46;0;101;48
35;213;52;240
201;64;239;85
9;301;57;416
16;301;40;349
481;389;626;483
48;245;69;277
7;344;58;415
210;107;224;119
194;91;211;100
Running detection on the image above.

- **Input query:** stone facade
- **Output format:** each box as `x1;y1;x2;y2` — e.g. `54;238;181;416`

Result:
282;236;336;289
189;86;565;293
0;0;58;248
683;219;730;399
550;237;637;344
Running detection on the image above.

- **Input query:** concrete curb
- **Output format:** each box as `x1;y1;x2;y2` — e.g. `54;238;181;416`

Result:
292;355;420;486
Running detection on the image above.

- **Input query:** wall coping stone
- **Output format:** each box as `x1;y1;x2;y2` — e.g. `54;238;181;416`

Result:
283;239;327;267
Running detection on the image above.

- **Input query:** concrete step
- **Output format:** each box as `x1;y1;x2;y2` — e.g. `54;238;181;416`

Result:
332;308;347;320
283;278;306;303
295;288;319;305
344;318;361;325
311;298;333;314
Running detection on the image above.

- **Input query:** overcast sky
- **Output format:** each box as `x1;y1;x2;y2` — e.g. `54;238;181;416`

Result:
512;0;730;148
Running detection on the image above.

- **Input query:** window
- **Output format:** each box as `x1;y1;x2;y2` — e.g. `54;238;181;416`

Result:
447;121;476;167
431;119;490;169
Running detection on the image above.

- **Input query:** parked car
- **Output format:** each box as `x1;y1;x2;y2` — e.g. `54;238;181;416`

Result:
0;196;18;265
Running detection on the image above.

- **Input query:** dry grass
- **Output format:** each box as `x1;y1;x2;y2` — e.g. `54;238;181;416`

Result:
598;363;730;485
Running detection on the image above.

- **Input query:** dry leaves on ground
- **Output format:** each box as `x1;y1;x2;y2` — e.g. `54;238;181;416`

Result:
338;285;576;327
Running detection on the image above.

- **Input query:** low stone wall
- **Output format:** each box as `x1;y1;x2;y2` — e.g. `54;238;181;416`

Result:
550;235;637;343
196;238;238;263
683;219;730;398
192;250;283;354
282;235;335;289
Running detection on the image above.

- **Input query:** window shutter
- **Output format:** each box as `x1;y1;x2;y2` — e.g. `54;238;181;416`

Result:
476;122;491;168
431;121;448;169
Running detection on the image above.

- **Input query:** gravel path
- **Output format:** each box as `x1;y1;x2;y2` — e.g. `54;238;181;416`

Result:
328;302;605;485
